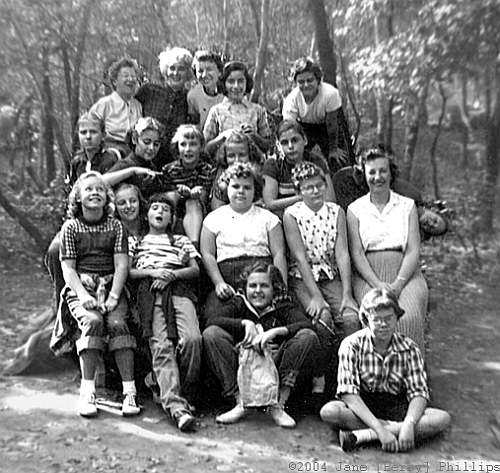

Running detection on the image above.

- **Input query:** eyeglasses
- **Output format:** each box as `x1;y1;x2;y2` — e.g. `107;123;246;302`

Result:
301;182;326;193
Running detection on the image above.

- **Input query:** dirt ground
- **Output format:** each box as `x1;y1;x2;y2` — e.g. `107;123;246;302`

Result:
1;252;499;473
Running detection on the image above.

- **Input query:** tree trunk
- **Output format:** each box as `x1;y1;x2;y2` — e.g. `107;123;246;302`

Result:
403;78;429;181
250;0;270;103
41;46;56;186
478;79;500;232
307;0;336;84
429;83;447;200
70;0;96;149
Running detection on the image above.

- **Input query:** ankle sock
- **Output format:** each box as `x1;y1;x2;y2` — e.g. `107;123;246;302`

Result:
122;381;137;395
80;378;95;396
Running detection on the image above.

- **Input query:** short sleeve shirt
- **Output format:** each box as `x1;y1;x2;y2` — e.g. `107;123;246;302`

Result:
336;328;430;402
348;191;415;252
282;82;341;124
285;201;340;281
262;151;330;199
132;233;200;270
60;216;128;275
203;97;272;144
203;204;280;262
162;159;214;194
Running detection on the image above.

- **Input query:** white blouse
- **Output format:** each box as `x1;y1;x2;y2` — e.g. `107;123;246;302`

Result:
348;191;415;252
203;204;280;263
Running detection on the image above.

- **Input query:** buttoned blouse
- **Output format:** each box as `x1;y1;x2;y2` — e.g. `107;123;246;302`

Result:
203;204;280;262
348;191;415;252
285;201;339;281
203;97;271;143
90;91;142;143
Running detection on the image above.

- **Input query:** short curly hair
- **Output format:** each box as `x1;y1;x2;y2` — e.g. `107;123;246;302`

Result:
220;61;253;96
158;47;193;80
358;288;404;327
67;171;114;219
290;57;322;83
108;57;138;89
218;162;261;202
238;262;286;300
291;161;327;191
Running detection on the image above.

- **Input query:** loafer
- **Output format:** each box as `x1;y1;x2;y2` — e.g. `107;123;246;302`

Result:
122;393;140;417
339;430;357;452
215;404;249;424
269;406;296;428
78;392;98;418
173;410;196;432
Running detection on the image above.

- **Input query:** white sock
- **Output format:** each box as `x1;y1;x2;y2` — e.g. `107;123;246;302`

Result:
312;376;325;394
80;379;95;396
352;427;378;444
122;381;137;395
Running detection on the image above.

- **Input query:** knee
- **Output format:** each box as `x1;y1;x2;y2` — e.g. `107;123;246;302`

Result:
425;407;452;431
202;325;220;344
319;400;345;425
295;328;319;347
181;330;202;350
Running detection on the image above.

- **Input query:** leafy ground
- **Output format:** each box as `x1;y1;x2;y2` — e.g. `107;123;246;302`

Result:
1;126;499;472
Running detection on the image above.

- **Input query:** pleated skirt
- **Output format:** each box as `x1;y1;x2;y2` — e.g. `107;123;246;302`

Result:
353;250;428;354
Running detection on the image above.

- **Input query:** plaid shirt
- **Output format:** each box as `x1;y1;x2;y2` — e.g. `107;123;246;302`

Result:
203;97;272;144
135;83;188;141
162;159;214;195
336;327;429;402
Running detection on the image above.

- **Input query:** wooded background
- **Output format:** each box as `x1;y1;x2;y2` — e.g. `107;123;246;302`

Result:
0;0;499;252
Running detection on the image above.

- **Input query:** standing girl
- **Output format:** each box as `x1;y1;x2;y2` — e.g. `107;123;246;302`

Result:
59;171;139;417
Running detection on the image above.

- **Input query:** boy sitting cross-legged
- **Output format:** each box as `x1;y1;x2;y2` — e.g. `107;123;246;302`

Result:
129;194;201;431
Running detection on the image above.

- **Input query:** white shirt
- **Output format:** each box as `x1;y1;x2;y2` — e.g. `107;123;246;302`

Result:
282;82;341;124
90;91;142;143
203;204;280;262
348;191;415;252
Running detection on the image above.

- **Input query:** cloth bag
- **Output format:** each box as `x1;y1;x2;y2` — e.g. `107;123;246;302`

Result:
237;326;279;407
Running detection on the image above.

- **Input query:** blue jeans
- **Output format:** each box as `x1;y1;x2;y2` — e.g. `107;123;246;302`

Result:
149;296;201;415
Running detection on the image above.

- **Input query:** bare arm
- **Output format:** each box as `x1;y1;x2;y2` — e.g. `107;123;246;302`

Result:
268;223;287;286
200;224;234;299
324;174;336;202
341;393;399;452
346;208;385;289
398;396;427;452
61;259;94;304
262;175;301;212
389;205;421;297
283;211;327;319
102;166;160;187
104;252;128;311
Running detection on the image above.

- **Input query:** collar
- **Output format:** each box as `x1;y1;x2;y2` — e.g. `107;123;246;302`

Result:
365;328;412;354
222;96;249;108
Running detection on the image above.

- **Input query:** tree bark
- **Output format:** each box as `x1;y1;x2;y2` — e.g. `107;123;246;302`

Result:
429;83;447;200
250;0;270;103
41;46;56;186
478;78;500;233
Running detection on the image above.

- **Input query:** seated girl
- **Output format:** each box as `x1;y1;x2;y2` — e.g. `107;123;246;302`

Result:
129;194;201;432
283;162;358;397
57;171;139;418
210;129;264;210
104;117;164;200
200;163;287;318
162;125;214;248
262;120;335;217
203;61;272;156
203;262;320;428
320;288;451;452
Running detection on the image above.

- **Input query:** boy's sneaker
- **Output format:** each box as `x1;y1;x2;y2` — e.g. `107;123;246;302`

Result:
122;393;140;417
172;409;196;432
339;430;357;452
269;405;296;428
78;392;98;418
215;404;249;424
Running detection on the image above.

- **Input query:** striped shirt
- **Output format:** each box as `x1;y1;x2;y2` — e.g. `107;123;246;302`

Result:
336;327;429;402
162;159;214;194
60;216;128;275
133;233;200;270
